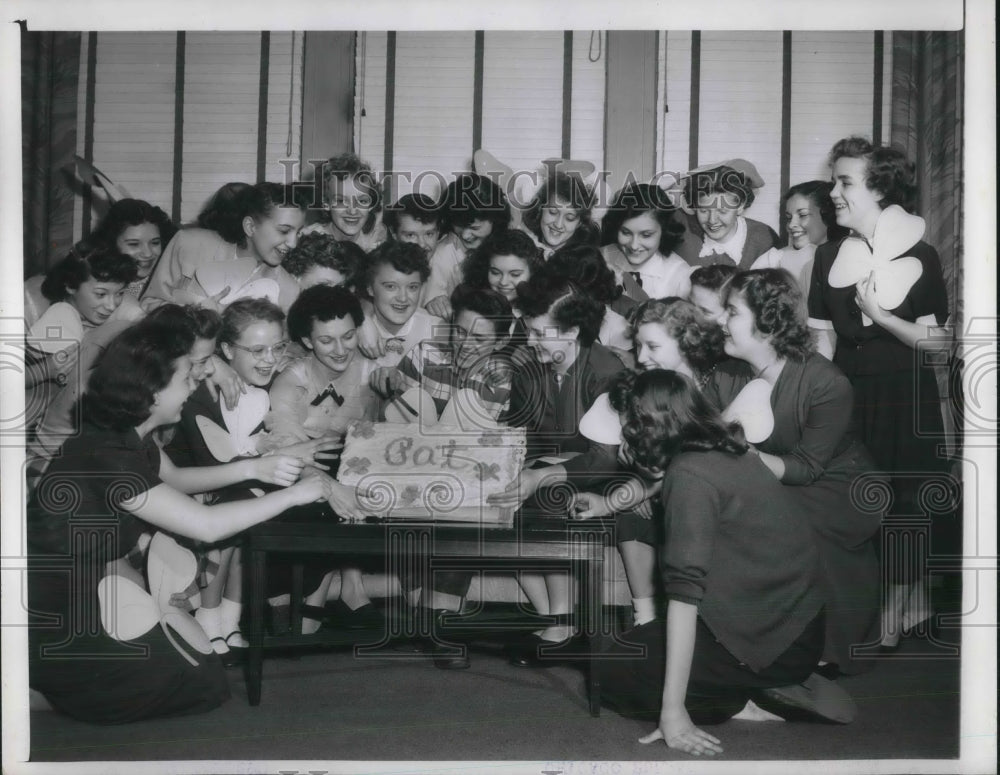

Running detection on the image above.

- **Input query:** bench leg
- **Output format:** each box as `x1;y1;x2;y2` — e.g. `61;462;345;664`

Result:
245;547;266;706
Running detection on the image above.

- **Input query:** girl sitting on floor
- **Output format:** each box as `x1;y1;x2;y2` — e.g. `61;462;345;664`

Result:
27;313;331;724
601;369;855;756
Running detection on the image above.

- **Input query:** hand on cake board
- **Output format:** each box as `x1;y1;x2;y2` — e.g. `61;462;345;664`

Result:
487;465;561;509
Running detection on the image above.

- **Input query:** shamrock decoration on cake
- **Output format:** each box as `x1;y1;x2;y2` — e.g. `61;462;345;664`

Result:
478;432;503;446
352;420;376;439
343;456;371;476
400;485;421;506
476;461;501;481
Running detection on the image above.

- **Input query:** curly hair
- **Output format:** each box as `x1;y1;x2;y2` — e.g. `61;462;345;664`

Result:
364;241;431;290
382;193;444;234
608;368;747;471
462;229;544;290
90;198;177;253
40;245;138;302
545;244;620;305
83;318;195;431
321;153;382;234
630;298;726;375
726;269;814;360
683;165;756;211
218;297;285;346
514;268;604;347
828;136;918;213
287;284;364;343
440;173;511;231
144;303;223;342
450;283;514;339
689;263;738;293
521;172;600;249
282;232;361;288
782;180;849;244
600;182;685;255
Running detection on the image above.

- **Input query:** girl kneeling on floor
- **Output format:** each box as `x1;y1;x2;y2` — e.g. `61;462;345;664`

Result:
601;369;855;756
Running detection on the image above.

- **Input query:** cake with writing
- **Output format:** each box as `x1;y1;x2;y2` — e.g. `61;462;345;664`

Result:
337;420;527;523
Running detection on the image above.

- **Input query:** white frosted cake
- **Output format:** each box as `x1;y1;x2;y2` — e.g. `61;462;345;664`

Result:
337;421;527;523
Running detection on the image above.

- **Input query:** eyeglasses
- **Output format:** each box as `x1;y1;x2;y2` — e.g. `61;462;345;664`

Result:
228;340;290;361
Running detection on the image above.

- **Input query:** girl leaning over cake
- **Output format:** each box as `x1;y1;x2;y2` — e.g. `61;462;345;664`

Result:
28;313;332;724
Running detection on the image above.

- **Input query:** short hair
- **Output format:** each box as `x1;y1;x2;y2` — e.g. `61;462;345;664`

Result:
544;244;620;305
782;180;849;243
608;368;747;471
462;229;544;290
630;298;726;374
82;317;195;431
726;269;814;361
382;193;444;234
515;268;605;347
689;263;738;292
450;283;514;339
40;244;138;302
440;173;511;231
683;165;756;211
144;303;223;342
90;198;177;251
322;152;382;234
287;284;364;343
364;241;431;289
600;182;685;255
521;173;599;248
218;297;285;346
828;136;917;212
282;232;361;287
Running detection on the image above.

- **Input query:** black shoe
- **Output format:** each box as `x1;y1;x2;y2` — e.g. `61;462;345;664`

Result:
507;632;584;668
814;663;841;680
427;640;471;670
332;600;385;630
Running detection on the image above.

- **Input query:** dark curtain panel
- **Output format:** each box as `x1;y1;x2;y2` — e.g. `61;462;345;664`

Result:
890;30;963;456
22;30;81;278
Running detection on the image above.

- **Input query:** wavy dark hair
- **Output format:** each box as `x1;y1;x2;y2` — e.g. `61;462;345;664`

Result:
440;173;511;231
40;244;138;302
382;193;444;234
600;182;685;255
630;297;725;375
608;369;747;471
287;284;364;344
196;182;253;243
828;136;918;213
83;318;195;431
321;152;382;235
545;244;620;305
514;268;604;347
462;229;544;290
282;232;361;288
782;180;849;244
450;283;514;339
90;198;177;252
683;165;756;211
364;240;431;291
726;269;814;360
689;263;738;293
521;172;599;249
144;303;222;342
218;297;285;347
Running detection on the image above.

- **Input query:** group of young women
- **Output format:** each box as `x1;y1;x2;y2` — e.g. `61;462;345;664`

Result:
24;140;953;755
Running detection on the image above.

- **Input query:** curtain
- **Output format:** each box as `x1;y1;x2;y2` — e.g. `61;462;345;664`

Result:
22;30;81;278
890;31;964;458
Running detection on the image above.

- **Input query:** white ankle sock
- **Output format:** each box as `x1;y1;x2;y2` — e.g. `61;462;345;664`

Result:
218;598;242;634
632;596;656;626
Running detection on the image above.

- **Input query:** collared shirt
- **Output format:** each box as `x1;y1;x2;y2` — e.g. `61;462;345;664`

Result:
603;244;694;301
698;215;749;262
359;307;443;374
